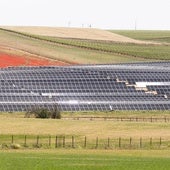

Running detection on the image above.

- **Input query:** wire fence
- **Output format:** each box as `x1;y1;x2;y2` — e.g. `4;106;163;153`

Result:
1;135;170;150
63;116;170;123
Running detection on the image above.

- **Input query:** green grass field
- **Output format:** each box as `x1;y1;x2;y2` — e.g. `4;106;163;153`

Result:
32;35;170;60
0;150;170;170
110;30;170;43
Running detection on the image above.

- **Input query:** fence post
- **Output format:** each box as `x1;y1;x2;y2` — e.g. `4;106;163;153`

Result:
119;137;121;149
95;137;98;149
160;137;162;148
24;135;27;146
55;136;58;148
130;137;132;148
72;136;74;148
63;136;65;148
150;138;152;148
36;135;39;145
84;136;87;148
11;135;14;144
151;117;153;123
49;135;51;147
107;137;110;148
140;137;142;149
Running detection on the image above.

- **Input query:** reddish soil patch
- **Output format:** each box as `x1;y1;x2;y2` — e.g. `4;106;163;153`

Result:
0;52;70;68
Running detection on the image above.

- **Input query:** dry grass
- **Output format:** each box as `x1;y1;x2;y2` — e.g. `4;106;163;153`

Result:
1;26;156;44
0;113;170;139
0;29;149;64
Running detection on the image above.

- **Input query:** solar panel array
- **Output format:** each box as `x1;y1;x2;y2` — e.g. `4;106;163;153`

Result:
0;62;169;112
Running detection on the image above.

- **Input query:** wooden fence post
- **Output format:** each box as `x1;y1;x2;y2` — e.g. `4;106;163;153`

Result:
36;135;39;145
151;117;153;123
140;137;142;149
63;136;65;148
130;137;132;148
49;135;51;147
95;137;98;149
24;135;27;146
72;136;74;148
84;136;87;148
165;117;167;123
150;138;152;148
160;137;162;147
107;137;110;148
119;137;121;149
55;136;58;148
11;135;14;144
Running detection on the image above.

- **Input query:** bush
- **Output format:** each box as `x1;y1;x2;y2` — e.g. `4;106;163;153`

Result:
34;108;51;119
25;106;61;119
51;106;61;119
1;143;9;149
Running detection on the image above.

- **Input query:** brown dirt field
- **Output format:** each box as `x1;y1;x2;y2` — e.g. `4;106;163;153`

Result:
1;26;158;44
0;46;71;67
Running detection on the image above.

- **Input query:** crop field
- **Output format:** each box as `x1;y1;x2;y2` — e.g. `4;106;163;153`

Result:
0;28;150;65
1;27;170;62
111;30;170;43
36;35;170;60
1;26;148;43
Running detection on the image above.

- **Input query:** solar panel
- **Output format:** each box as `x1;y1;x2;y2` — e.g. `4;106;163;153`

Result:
0;62;169;112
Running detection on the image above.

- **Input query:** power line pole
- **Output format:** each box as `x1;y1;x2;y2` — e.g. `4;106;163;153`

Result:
135;19;137;31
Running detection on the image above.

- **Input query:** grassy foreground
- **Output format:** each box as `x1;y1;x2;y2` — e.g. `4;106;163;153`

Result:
0;149;170;170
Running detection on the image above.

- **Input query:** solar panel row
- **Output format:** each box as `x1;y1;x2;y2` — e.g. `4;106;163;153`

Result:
0;62;169;112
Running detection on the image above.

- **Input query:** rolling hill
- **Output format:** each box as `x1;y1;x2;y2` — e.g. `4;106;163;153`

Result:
0;26;169;67
1;26;152;44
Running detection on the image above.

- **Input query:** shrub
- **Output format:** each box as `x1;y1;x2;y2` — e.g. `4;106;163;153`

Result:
25;106;61;119
1;143;9;149
51;105;61;119
34;108;51;119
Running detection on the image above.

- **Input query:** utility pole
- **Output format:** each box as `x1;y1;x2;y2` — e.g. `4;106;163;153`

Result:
135;18;137;31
